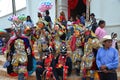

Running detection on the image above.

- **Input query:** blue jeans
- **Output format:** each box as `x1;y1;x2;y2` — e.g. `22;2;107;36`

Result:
18;73;24;80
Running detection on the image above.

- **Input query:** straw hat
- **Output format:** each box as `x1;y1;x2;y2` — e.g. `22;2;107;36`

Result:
101;35;112;43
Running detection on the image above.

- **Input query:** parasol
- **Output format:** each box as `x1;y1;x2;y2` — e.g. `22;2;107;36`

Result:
38;1;53;12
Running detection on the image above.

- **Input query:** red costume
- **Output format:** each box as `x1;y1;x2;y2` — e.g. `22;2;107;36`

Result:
36;52;56;80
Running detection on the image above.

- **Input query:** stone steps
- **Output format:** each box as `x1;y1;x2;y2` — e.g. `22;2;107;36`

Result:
0;55;120;79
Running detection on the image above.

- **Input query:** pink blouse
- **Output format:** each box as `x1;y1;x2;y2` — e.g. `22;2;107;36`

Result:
95;27;107;40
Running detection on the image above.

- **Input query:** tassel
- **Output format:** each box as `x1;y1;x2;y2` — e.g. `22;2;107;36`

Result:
46;67;53;79
63;66;68;80
94;71;100;80
24;72;28;78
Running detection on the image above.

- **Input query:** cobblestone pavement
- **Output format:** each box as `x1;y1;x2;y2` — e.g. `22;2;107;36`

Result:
0;55;120;80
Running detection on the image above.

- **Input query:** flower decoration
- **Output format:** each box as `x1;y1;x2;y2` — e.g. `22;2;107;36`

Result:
8;14;26;24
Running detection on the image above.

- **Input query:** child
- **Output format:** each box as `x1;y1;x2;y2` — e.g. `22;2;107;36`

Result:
111;32;118;50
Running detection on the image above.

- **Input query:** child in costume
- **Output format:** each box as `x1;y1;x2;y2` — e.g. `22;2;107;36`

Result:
36;46;56;80
70;28;84;75
4;27;35;80
81;30;100;80
54;45;72;80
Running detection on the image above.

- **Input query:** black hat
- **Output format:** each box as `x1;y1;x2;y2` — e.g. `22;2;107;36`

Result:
60;46;67;55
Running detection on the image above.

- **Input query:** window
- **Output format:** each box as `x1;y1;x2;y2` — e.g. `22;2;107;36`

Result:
0;0;26;17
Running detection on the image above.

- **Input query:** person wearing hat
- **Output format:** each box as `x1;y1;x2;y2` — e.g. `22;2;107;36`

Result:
5;27;35;79
96;35;119;80
35;47;56;80
54;45;72;80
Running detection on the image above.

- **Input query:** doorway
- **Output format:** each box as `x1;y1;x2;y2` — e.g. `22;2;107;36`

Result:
68;0;86;19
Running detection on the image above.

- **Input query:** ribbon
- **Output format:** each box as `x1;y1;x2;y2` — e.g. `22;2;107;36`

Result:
44;54;55;79
46;67;53;79
55;55;69;80
63;66;68;80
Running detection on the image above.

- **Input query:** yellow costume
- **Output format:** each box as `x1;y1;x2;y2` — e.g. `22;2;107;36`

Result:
12;39;28;73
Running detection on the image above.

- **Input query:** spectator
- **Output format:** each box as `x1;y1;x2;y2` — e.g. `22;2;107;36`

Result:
24;16;34;28
44;10;52;29
38;12;42;19
96;35;119;80
80;12;86;26
95;20;107;40
111;32;118;50
73;15;81;25
66;17;74;40
90;13;97;33
59;11;67;26
2;37;6;46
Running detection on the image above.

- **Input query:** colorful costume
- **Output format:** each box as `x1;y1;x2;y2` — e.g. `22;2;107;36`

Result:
33;23;49;60
81;30;100;80
5;33;35;79
54;46;72;80
70;29;84;75
36;47;56;80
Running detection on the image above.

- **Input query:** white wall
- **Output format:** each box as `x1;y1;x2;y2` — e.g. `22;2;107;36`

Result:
105;26;120;39
25;0;56;25
90;0;120;26
0;8;27;29
0;0;56;29
90;0;120;39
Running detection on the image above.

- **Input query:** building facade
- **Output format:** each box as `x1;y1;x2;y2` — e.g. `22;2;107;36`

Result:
0;0;120;38
57;0;120;38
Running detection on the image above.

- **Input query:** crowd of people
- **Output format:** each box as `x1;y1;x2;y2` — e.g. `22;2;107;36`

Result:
1;10;119;80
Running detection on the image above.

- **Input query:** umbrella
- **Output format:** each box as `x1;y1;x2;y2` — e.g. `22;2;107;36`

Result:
0;29;7;35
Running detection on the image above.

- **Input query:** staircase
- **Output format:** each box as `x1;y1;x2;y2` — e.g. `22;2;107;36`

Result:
0;55;120;80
